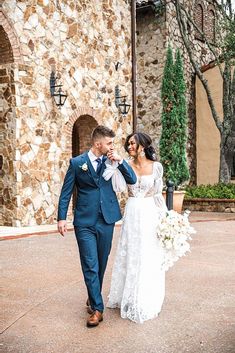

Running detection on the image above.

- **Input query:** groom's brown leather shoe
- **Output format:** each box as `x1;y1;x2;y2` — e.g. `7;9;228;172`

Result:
86;299;93;314
87;310;103;327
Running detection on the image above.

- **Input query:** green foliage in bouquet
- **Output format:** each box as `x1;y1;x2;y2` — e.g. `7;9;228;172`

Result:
185;183;235;199
160;46;190;189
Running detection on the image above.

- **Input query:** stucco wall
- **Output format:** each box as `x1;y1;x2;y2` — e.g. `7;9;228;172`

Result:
196;65;222;184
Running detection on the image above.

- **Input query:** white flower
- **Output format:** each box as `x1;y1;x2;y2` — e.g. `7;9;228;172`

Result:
157;210;196;271
165;239;173;250
80;162;88;171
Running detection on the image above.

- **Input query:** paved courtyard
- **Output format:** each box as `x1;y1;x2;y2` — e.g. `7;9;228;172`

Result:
1;213;235;353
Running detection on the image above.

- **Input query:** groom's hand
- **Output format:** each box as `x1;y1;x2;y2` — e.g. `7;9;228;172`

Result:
58;220;67;237
107;150;122;163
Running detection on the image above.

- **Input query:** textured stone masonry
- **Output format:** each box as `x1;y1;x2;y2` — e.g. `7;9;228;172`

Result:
1;0;132;226
183;198;235;213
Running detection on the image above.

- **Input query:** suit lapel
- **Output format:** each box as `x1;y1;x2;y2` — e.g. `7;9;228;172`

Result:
82;152;108;186
84;152;99;186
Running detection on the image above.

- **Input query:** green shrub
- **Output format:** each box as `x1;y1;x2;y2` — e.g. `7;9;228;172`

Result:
185;183;235;199
160;47;190;188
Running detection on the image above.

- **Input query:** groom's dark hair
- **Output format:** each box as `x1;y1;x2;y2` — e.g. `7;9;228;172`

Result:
91;125;115;142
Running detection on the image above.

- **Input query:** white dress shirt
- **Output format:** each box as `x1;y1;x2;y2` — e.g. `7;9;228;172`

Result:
88;150;103;172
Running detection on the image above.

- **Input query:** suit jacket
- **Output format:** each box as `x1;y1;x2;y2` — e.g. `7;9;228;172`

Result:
57;151;137;226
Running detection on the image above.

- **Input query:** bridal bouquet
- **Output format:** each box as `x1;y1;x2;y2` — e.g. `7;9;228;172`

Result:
157;210;196;271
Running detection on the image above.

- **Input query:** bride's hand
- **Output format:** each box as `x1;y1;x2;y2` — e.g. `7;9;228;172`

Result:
107;151;122;162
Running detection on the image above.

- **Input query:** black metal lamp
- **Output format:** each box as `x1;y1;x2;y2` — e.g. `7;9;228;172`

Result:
118;96;131;116
115;85;131;116
50;71;67;107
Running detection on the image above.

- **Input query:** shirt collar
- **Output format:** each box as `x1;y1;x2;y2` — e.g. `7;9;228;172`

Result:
88;150;103;162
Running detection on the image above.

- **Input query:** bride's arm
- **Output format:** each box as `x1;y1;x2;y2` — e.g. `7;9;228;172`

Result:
153;162;168;211
102;159;136;192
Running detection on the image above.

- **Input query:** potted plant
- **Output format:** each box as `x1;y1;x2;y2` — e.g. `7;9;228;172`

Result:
160;46;190;212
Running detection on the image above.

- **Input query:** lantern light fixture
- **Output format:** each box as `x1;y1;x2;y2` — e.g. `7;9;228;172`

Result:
115;85;131;116
50;71;67;108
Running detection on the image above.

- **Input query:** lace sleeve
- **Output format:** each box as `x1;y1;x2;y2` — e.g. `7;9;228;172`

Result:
153;162;167;211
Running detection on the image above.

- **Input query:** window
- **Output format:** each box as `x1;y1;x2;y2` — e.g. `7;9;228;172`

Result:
207;9;215;43
194;4;204;40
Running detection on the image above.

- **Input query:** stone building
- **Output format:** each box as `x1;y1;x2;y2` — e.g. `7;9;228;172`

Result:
136;0;234;185
1;0;233;227
0;0;133;227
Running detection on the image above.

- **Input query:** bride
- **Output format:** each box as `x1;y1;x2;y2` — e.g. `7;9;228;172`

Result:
107;132;167;323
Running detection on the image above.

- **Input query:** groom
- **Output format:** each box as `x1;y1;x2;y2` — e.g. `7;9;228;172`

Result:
57;125;136;327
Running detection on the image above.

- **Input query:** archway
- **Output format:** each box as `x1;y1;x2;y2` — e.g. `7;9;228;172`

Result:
0;11;23;64
0;25;14;64
72;115;98;207
72;114;98;156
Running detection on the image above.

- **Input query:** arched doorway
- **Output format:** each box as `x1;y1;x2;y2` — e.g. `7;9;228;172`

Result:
72;115;98;207
0;25;15;225
0;25;14;64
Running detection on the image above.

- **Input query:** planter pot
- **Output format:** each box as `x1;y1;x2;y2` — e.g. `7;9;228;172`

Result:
162;190;186;213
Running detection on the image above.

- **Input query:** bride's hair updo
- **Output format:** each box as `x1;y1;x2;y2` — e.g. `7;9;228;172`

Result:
124;132;157;161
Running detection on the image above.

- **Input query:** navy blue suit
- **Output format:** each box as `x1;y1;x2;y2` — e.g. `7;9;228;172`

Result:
58;151;137;312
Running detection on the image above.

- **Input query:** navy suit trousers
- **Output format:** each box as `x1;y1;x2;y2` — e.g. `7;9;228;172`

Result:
74;214;114;312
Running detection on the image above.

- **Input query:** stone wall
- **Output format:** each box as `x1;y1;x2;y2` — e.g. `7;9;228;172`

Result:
183;198;235;213
0;0;132;226
0;65;16;226
165;0;217;81
136;0;219;183
136;9;166;153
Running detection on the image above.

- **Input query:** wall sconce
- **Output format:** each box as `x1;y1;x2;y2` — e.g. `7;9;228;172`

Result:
50;71;67;107
115;85;131;116
115;61;123;71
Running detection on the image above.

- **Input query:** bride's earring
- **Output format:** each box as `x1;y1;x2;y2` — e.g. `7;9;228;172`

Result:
140;149;145;157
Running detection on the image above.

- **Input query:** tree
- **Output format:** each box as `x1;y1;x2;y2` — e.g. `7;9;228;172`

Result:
174;48;190;185
172;0;235;183
160;46;190;188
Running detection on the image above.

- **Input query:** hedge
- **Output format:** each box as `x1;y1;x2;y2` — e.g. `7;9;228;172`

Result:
185;183;235;199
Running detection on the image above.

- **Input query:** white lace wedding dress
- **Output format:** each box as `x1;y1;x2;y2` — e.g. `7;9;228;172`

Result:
107;162;167;323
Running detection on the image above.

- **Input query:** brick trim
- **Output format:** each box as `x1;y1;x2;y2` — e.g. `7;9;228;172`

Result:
207;4;216;43
207;3;216;13
194;1;205;40
64;107;101;144
194;1;205;14
0;10;24;64
201;60;216;72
